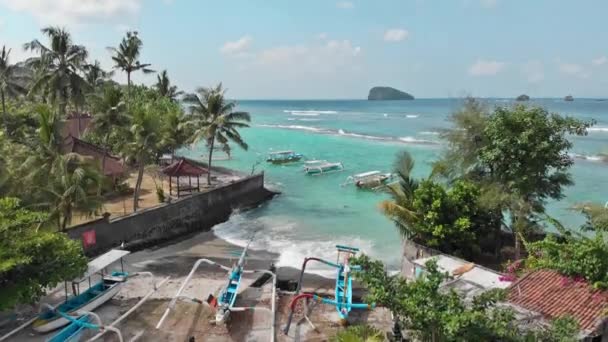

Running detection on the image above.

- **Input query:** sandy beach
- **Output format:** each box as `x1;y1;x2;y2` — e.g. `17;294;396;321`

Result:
2;230;391;341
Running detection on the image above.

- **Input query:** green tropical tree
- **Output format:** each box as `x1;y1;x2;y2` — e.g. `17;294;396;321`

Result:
24;27;90;116
84;60;113;93
107;31;154;103
124;104;161;211
40;154;102;231
90;85;129;175
155;70;183;101
0;197;87;309
0;46;28;126
183;84;251;185
379;151;420;238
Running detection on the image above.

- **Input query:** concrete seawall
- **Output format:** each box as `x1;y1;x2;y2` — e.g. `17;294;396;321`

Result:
67;173;275;256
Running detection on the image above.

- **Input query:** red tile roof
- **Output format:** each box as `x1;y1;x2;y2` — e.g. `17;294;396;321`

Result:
507;269;608;333
162;158;208;177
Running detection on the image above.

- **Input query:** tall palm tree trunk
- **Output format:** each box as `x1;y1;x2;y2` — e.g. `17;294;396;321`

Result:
1;90;6;129
126;71;131;107
133;160;145;211
207;137;215;185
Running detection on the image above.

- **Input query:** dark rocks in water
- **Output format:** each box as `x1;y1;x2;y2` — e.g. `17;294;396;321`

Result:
515;94;530;101
368;86;414;101
564;95;574;102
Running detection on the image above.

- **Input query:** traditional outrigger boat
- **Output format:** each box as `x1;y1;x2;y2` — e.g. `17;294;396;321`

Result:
342;171;393;189
32;249;131;333
266;150;303;164
284;245;375;334
156;238;276;341
303;160;344;175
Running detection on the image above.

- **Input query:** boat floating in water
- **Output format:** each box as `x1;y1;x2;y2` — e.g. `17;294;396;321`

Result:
303;160;344;175
343;171;393;189
266;150;303;164
32;249;131;333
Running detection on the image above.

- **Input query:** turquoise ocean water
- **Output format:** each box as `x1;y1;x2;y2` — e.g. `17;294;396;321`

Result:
180;99;608;275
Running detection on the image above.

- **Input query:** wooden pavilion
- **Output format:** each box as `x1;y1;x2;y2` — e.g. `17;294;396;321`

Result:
161;158;208;198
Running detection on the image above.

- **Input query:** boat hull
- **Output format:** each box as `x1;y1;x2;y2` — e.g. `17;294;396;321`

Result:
32;283;122;333
266;155;303;164
305;165;343;175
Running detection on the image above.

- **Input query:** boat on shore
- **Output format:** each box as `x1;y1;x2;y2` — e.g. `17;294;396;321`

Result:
303;160;344;175
266;150;303;164
343;171;393;189
32;249;130;333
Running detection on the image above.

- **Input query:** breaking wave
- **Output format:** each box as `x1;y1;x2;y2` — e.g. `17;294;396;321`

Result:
283;110;338;116
287;118;321;122
258;124;440;146
588;127;608;133
572;153;608;163
406;114;419;118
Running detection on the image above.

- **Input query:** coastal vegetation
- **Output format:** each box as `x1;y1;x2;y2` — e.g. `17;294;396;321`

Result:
352;255;580;341
0;26;250;308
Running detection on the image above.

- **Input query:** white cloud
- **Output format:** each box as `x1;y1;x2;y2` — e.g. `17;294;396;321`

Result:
383;29;409;42
522;60;544;83
252;39;362;74
318;32;328;40
592;56;608;66
0;0;142;25
468;59;506;76
336;1;354;9
480;0;498;8
558;62;590;78
220;36;253;57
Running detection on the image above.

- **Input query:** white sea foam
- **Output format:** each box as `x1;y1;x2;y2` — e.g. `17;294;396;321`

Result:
398;136;436;144
259;124;439;146
212;213;376;277
406;114;419;118
419;131;440;136
588;127;608;133
287;118;321;122
572;153;608;163
283;110;338;116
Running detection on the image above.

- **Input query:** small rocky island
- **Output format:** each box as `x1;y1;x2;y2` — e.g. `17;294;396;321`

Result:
516;94;530;101
564;95;574;102
368;86;414;100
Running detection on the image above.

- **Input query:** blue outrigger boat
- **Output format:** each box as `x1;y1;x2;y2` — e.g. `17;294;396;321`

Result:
266;150;304;164
284;245;375;333
32;250;130;333
46;313;97;342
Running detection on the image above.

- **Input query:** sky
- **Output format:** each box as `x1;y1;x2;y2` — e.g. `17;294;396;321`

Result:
1;0;607;99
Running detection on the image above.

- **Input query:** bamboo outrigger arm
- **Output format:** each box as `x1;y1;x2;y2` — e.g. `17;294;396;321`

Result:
155;258;231;329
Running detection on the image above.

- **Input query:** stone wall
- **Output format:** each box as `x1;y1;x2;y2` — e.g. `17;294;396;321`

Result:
401;239;441;280
66;174;274;256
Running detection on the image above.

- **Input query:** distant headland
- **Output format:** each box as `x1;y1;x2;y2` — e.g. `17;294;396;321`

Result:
368;86;414;101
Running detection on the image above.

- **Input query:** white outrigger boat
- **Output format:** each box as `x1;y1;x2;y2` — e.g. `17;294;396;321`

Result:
303;160;344;175
32;249;131;333
266;150;303;164
342;171;393;189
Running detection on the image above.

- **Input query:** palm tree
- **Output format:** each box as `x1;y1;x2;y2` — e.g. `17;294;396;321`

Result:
379;151;420;238
107;31;154;103
124;106;160;211
41;153;102;231
182;84;251;185
84;60;113;93
24;27;90;116
155;70;183;101
0;46;28;126
90;85;129;178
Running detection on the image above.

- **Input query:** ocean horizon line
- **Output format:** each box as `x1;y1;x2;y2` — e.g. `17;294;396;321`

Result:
231;97;608;101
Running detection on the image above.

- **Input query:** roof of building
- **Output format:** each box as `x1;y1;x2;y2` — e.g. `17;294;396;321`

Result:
507;269;608;333
414;255;512;290
162;158;208;177
62;113;92;139
63;136;125;177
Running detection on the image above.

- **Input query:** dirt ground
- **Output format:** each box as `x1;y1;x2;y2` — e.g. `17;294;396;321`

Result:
70;168;241;226
1;232;393;342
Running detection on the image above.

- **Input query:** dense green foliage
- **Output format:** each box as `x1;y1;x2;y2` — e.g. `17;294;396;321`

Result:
0;197;87;309
381;151;501;259
352;254;579;342
431;99;593;259
330;325;384;342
